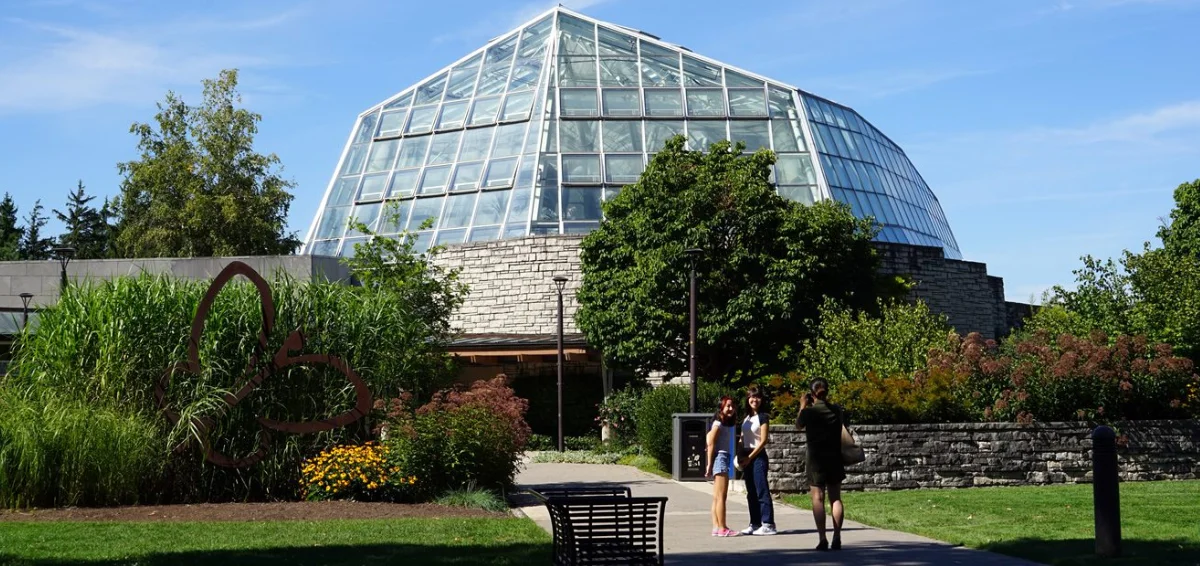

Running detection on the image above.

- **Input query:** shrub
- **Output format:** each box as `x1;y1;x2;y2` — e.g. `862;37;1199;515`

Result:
635;382;735;468
596;385;645;448
836;367;970;424
300;442;409;502
435;486;508;512
530;451;622;464
527;434;554;451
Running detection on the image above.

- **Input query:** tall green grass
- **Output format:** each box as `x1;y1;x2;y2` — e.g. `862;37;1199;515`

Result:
0;271;458;507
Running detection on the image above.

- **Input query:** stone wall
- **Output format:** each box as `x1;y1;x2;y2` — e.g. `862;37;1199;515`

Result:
873;242;1010;339
434;235;584;335
765;421;1200;493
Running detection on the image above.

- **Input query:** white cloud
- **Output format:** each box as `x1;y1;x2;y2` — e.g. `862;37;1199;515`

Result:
1018;100;1200;145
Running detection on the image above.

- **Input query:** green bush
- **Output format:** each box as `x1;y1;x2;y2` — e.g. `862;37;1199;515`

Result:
635;382;735;468
529;451;622;464
596;385;646;448
435;486;508;512
836;367;970;424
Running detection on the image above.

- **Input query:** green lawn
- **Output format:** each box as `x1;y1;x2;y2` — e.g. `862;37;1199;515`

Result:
783;480;1200;566
0;517;551;565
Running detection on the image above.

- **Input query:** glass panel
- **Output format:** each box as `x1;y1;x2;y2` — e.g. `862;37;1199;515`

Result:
378;201;412;234
458;128;494;161
768;88;798;119
639;41;680;87
602;89;640;117
515;156;536;187
728;88;767;116
501;91;534;121
563;222;599;234
505;186;532;227
561;88;598;117
483;157;518;188
686;89;725;117
414;72;447;105
644;89;683;116
309;240;338;256
377;110;407;137
473;189;510;225
562;155;601;184
771;120;802;152
396;136;430;169
340;144;367;176
682;55;722;87
724;69;763;88
777;185;815;205
339;237;368;258
597;27;638;86
419;165;451;195
365;139;398;173
357;173;388;201
445;58;481;101
604;154;644;184
316;206;350;239
405;105;437;134
645;120;684;151
346;202;383;236
451;162;483;191
603;186;621;202
603;120;643;152
355;113;379;143
536;184;559;221
563;187;602;220
407;197;444;231
469;226;500;242
557;14;597;87
508;52;545;93
426;132;462;165
478;34;518;95
559;120;600;152
434;228;466;246
729;121;770;152
436;100;469;130
328;176;359;206
491;123;526;158
468;96;502;126
777;154;817;185
383;91;412;111
439;192;476;229
388;169;419;198
687;121;726;151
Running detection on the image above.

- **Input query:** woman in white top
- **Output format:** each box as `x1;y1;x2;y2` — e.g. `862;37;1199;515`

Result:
737;385;776;535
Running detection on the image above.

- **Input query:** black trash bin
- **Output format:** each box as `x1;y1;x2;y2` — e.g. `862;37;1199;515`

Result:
672;413;712;481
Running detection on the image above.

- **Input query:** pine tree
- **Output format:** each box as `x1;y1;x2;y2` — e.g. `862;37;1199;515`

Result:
0;193;21;261
19;200;53;260
53;181;108;259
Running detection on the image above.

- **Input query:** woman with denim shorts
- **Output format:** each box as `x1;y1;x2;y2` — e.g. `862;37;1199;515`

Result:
705;396;739;537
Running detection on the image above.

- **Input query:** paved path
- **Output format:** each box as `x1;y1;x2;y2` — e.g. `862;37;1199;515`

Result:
513;461;1042;566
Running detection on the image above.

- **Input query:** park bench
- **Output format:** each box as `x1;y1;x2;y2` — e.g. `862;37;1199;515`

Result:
529;486;668;565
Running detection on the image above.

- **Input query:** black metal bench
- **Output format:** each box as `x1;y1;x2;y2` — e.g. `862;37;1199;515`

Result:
529;487;667;565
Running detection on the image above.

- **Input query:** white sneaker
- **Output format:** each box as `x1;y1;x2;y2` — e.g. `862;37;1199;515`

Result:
752;525;777;536
739;525;757;535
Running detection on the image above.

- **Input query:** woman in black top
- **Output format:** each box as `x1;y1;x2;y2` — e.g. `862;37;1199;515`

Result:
796;378;845;551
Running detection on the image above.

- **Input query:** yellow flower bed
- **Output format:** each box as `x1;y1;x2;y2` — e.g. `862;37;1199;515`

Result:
300;442;416;501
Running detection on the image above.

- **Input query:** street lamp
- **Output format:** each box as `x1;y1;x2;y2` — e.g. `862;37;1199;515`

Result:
19;292;33;330
52;247;75;291
685;248;703;413
552;274;569;452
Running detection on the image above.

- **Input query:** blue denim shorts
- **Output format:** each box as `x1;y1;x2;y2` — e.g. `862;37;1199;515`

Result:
713;452;733;476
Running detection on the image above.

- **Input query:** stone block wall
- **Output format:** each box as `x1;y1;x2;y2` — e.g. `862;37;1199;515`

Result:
434;235;584;335
765;421;1200;493
873;242;1009;339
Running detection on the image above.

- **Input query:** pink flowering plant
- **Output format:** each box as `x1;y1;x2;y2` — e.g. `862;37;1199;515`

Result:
596;386;645;447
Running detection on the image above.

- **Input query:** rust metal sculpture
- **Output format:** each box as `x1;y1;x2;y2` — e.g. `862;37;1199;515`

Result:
154;261;372;468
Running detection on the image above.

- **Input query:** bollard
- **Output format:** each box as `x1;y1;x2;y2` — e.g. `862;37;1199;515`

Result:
1092;425;1121;558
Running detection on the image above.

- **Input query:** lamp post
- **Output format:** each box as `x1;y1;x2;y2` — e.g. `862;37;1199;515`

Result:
19;292;33;330
52;247;75;291
552;275;569;452
685;248;702;413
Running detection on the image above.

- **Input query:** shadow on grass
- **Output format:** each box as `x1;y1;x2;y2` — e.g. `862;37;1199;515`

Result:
982;537;1200;566
0;541;551;566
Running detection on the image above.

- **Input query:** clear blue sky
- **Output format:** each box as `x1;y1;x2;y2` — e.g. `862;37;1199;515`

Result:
1;0;1197;302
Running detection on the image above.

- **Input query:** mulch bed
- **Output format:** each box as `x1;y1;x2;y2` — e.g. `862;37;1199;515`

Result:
0;501;506;522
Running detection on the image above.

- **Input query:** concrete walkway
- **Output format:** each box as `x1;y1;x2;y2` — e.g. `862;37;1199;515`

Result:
513;461;1042;566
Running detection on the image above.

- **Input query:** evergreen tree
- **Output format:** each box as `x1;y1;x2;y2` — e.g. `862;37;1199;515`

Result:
0;193;20;261
19;200;53;260
53;181;109;259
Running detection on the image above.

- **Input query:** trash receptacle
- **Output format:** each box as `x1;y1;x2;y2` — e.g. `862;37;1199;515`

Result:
672;413;712;481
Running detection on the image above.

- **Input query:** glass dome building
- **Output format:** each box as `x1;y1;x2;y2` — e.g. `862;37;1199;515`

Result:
303;7;961;259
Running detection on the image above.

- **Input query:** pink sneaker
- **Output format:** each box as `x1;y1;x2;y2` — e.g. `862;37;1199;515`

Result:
715;528;740;537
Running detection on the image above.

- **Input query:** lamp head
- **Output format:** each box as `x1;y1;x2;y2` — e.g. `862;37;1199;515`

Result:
19;292;33;308
552;275;568;292
684;247;702;257
52;246;76;259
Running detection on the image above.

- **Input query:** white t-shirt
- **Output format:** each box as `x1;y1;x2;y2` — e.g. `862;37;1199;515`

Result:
741;412;769;450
